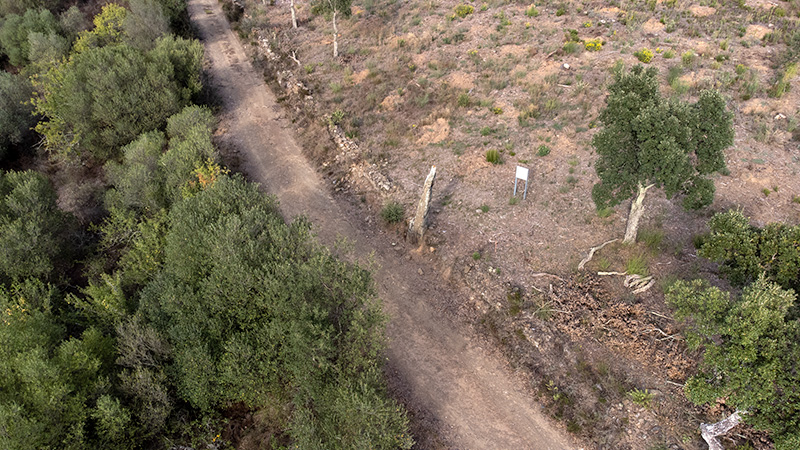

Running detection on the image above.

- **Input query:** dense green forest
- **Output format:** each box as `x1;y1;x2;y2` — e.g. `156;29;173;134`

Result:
0;1;412;448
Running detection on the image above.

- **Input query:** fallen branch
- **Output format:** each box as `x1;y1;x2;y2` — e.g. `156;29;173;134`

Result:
578;239;618;270
632;278;656;294
648;310;671;320
646;327;681;341
598;271;627;276
531;272;564;282
289;50;301;66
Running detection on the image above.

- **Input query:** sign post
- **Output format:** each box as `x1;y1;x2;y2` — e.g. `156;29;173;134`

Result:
513;166;529;200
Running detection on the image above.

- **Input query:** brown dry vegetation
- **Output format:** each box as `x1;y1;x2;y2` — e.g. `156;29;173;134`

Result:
223;0;800;448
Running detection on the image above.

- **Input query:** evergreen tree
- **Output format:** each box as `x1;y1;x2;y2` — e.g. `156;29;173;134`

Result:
592;65;733;243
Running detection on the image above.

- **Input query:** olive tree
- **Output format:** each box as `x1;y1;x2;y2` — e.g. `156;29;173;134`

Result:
592;65;733;243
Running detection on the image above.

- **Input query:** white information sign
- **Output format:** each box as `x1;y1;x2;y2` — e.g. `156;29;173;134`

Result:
513;166;530;200
515;166;529;181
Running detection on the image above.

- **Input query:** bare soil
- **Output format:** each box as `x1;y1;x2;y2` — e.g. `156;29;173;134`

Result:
189;0;581;448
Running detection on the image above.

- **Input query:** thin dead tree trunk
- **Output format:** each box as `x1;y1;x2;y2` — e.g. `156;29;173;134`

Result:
700;411;743;450
290;0;297;28
623;183;654;244
331;9;338;57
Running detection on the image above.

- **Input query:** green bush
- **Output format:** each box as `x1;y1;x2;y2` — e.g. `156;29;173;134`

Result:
681;50;696;66
628;388;653;408
380;201;405;223
537;144;551;156
634;48;654;63
454;4;474;18
699;210;800;291
139;175;413;448
667;278;800;447
525;5;539;17
485;149;501;164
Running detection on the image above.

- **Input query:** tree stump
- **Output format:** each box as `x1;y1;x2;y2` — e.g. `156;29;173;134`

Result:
408;166;436;246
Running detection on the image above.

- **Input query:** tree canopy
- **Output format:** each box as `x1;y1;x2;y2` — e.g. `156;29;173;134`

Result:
0;72;36;161
0;7;60;66
699;209;800;292
0;170;68;282
667;277;800;449
33;33;202;160
591;65;733;242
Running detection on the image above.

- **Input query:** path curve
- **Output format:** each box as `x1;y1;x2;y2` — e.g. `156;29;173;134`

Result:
188;1;579;448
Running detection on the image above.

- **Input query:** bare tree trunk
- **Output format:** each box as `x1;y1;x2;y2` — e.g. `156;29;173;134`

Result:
701;411;743;450
623;183;653;244
290;0;297;28
331;10;338;57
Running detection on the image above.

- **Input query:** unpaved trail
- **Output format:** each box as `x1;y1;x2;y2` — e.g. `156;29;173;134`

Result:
188;1;579;448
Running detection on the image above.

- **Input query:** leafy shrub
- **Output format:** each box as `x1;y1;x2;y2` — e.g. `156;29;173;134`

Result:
563;41;580;54
140;175;413;448
634;48;654;63
537;144;551;156
681;50;696;66
380;201;405;223
584;37;602;52
525;5;539;17
667;277;800;447
485;149;501;164
454;4;474;18
457;92;471;107
699;210;800;291
329;108;346;125
628;388;653;408
769;62;798;98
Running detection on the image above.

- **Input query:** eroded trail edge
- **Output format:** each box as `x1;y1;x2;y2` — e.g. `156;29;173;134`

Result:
188;1;577;448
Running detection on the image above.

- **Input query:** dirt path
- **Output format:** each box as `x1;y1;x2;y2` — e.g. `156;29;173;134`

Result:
188;2;579;449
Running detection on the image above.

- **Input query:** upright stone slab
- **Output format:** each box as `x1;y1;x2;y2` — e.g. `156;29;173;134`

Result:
408;166;436;245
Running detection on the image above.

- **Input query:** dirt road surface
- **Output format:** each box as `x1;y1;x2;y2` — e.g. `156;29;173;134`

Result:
188;1;579;448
